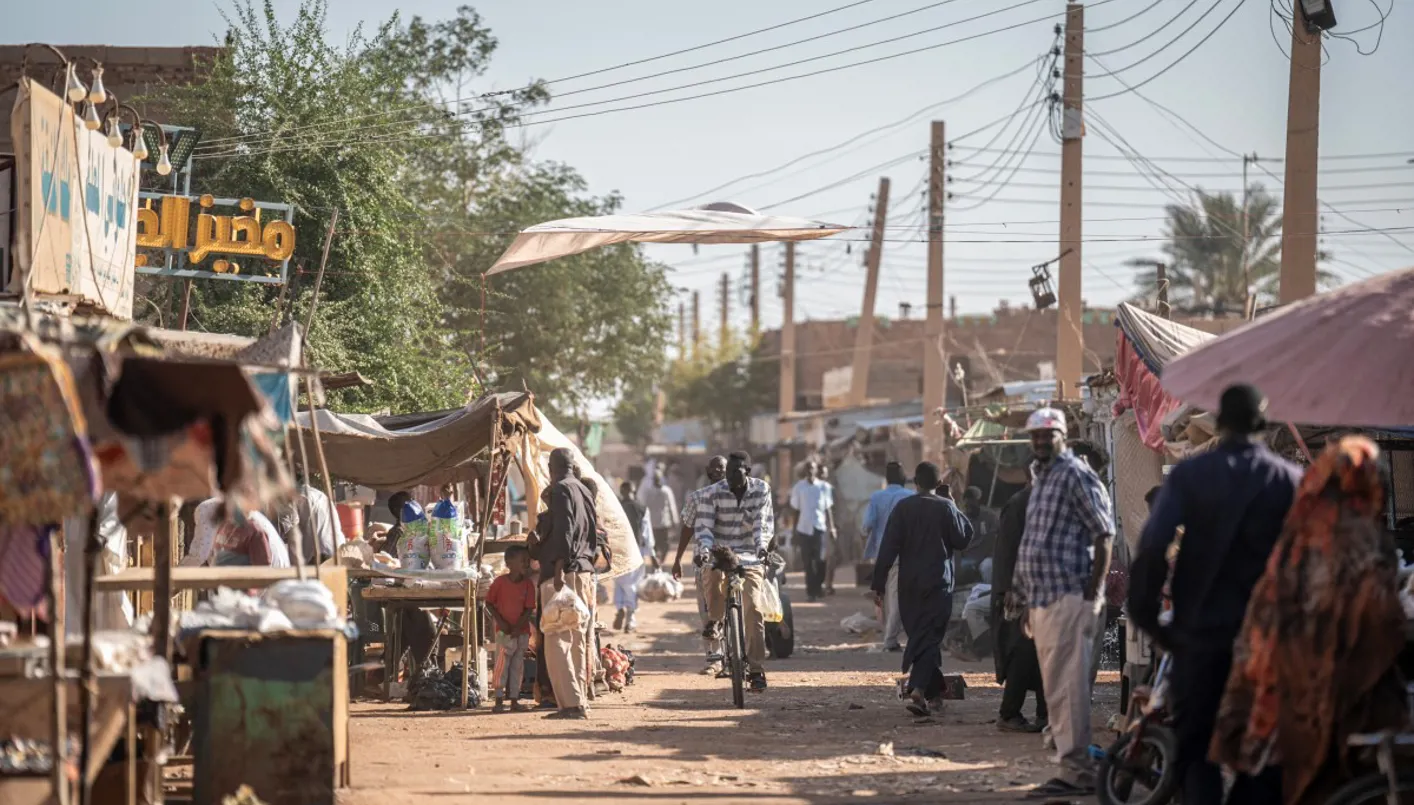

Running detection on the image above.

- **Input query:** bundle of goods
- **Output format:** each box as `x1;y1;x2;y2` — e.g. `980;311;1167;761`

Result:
397;501;431;570
407;661;481;710
636;571;684;603
540;585;590;634
428;499;467;570
0;735;78;775
600;644;636;691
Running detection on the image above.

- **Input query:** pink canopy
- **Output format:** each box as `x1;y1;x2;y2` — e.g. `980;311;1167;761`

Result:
1161;266;1414;427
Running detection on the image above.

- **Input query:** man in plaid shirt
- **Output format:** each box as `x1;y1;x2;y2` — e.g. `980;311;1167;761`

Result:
671;455;728;675
1014;408;1114;797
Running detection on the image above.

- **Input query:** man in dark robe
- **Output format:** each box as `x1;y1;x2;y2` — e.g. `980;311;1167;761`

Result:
871;461;974;717
992;475;1047;732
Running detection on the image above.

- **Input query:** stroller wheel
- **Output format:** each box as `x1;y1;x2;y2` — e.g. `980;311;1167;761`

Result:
1097;725;1180;805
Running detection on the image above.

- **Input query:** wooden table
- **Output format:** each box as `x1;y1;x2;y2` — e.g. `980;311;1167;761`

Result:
359;583;485;705
95;566;348;613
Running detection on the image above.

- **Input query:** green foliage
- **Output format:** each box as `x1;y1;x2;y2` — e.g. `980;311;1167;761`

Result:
1129;184;1334;315
144;0;674;418
657;337;776;439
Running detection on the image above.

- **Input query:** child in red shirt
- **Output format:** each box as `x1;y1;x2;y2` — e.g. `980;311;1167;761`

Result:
486;546;537;712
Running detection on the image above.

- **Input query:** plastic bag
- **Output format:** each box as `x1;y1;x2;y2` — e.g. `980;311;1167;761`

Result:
540;585;589;635
841;612;881;634
636;571;683;604
758;578;784;624
428;499;466;570
398;501;431;570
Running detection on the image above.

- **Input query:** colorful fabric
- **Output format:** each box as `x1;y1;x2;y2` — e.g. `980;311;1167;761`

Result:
1211;436;1408;804
0;346;98;525
0;525;52;616
693;477;775;564
1015;452;1114;609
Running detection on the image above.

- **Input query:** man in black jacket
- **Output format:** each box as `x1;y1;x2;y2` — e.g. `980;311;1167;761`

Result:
992;474;1047;733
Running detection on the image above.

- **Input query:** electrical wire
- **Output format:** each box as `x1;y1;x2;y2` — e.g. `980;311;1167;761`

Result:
1088;0;1249;102
1086;0;1206;58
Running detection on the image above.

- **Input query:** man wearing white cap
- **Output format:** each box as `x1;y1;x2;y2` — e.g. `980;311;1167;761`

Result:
1014;408;1114;797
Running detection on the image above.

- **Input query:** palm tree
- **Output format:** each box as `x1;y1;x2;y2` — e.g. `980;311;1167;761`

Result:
1128;184;1332;315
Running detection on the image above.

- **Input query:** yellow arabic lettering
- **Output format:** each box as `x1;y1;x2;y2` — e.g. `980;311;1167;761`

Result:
135;196;191;250
135;207;160;247
261;221;296;261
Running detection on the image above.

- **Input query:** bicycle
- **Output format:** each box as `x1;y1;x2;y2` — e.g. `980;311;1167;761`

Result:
1098;651;1180;805
709;547;750;709
1323;684;1414;804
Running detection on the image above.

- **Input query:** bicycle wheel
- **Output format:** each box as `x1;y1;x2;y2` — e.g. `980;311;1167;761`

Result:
728;600;746;709
1323;770;1414;805
1097;725;1180;805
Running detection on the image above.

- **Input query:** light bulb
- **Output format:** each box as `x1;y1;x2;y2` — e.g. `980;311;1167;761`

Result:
82;102;101;131
105;117;122;147
131;129;149;161
156;143;173;176
64;63;87;103
88;65;107;104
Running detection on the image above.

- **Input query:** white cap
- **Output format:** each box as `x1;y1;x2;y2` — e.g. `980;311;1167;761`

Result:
1025;407;1067;434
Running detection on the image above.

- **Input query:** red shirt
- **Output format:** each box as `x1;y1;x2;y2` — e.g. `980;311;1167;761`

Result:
485;574;537;636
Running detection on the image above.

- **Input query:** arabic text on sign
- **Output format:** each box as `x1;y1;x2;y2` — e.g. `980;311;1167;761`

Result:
135;194;296;265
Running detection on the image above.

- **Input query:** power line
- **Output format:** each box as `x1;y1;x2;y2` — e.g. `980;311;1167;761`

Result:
1089;0;1250;102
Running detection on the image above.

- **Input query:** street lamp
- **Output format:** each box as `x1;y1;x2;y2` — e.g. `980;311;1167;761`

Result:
1298;0;1337;31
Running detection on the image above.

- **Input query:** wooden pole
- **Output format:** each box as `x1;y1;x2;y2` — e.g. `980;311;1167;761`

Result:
691;291;701;360
678;301;687;359
48;526;69;805
176;280;195;331
749;245;761;337
922;121;947;463
777;243;796;489
78;512;101;805
146;500;178;805
719;272;730;351
849;176;890;408
1279;15;1321;303
1156;262;1171;319
1056;2;1085;400
302;209;339;348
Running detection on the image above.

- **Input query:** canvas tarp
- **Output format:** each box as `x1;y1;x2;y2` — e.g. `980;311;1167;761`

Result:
487;203;847;275
1113;303;1214;452
293;392;540;489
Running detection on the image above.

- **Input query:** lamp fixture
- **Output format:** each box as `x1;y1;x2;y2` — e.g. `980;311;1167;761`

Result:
82;101;101;131
64;62;87;103
87;64;107;104
156;143;173;176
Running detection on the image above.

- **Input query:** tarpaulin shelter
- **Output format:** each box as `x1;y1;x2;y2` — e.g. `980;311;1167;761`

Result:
1161;266;1414;427
486;202;848;275
1113;303;1214;451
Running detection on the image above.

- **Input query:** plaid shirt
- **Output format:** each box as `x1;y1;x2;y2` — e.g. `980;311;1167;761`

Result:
1015;451;1114;608
693;477;775;564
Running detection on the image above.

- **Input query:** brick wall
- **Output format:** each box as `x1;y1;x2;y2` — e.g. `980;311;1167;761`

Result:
0;45;221;152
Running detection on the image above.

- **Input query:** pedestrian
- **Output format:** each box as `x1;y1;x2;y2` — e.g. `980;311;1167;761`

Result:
640;466;680;563
613;481;655;632
670;455;729;676
487;545;536;713
1129;383;1301;803
992;471;1047;733
957;486;998;584
862;461;913;652
696;451;775;692
870;461;974;718
1211;435;1407;805
1014;408;1113;798
817;463;841;596
530;447;599;720
788;460;835;602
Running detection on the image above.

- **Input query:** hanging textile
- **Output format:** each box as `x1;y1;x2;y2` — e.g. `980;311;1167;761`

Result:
0;339;99;524
0;525;53;618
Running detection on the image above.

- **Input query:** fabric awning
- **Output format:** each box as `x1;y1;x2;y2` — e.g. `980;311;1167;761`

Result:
1113;304;1214;452
486;202;848;275
292;392;540;489
1161;266;1414;427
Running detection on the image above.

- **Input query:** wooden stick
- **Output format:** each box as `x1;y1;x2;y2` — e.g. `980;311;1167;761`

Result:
284;425;311;583
48;525;70;805
305;381;341;577
78;512;101;805
302;209;338;347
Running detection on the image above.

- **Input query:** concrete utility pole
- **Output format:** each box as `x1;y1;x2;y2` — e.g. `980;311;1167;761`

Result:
749;245;761;337
1156;262;1170;319
1055;2;1085;401
692;290;701;360
1280;17;1321;303
922;121;947;463
848;176;891;408
1242;153;1257;317
678;301;687;359
719;272;730;350
778;243;797;489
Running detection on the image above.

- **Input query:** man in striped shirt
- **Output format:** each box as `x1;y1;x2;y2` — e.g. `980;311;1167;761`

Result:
694;451;775;692
671;456;728;675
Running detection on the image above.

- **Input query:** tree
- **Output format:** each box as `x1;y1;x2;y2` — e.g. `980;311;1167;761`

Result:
653;337;776;446
1128;184;1333;315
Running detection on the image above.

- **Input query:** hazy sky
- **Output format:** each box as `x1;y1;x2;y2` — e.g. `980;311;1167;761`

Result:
10;0;1413;335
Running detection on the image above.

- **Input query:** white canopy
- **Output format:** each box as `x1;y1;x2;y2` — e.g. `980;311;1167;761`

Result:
486;202;849;275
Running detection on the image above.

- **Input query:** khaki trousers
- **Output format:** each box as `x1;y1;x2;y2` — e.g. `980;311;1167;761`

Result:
703;564;767;674
1030;593;1102;776
539;573;594;710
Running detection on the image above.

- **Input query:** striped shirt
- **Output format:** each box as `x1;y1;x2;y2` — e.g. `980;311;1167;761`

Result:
693;477;775;564
1015;451;1114;608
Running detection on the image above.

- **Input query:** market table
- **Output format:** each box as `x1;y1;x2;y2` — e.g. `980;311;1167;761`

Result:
355;570;487;706
94;566;348;611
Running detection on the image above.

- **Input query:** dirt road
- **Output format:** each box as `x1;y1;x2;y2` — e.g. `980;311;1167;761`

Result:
340;578;1120;804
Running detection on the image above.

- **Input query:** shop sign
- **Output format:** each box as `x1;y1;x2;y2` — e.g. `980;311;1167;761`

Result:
9;79;137;318
136;192;296;285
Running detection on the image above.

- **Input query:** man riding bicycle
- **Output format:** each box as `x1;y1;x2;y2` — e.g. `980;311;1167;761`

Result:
693;451;774;693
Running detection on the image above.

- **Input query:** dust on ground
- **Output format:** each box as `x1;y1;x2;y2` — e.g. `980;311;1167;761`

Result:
339;576;1120;804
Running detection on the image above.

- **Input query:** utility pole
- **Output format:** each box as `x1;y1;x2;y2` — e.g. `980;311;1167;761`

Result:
719;272;730;350
848;176;891;408
749;245;761;337
922;121;947;463
678;301;686;359
1055;2;1085;401
778;243;797;490
691;290;701;360
1156;262;1170;319
1242;153;1257;316
1280;16;1321;303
